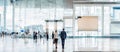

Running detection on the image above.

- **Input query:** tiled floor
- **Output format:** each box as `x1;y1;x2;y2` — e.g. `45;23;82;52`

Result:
0;36;120;52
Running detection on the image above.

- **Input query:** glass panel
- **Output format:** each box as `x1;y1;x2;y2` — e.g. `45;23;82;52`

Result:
48;22;55;37
64;19;73;36
57;22;63;33
75;5;102;36
110;5;120;35
0;0;4;32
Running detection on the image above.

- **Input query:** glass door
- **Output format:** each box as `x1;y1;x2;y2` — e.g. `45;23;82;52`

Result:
47;21;63;38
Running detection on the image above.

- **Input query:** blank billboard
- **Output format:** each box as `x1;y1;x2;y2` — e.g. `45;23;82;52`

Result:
78;16;98;31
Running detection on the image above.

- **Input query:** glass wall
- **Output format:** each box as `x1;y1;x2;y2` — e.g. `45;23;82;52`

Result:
0;0;7;32
0;0;120;36
74;4;103;36
74;4;120;36
73;3;120;51
1;0;65;33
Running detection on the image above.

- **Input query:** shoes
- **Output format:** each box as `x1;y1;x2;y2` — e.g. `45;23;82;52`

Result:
56;47;57;49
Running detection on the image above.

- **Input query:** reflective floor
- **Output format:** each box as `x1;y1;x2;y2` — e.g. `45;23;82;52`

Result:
0;36;120;52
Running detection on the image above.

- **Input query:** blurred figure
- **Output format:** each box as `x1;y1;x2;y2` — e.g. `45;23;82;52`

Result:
2;31;5;37
25;31;29;35
38;31;42;39
60;28;67;50
33;31;37;40
46;32;49;41
0;32;1;36
52;31;54;39
53;30;58;49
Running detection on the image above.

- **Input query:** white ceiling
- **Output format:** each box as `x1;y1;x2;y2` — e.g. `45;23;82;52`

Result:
14;0;72;8
0;0;120;8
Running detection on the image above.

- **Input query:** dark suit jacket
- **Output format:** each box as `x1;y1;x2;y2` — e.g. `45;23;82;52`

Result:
60;31;67;39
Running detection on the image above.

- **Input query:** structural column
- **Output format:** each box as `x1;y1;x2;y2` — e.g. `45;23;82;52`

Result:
12;0;15;32
4;0;7;31
73;4;76;51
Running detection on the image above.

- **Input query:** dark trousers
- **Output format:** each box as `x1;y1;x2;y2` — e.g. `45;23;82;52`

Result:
46;35;49;41
61;39;65;49
33;35;37;39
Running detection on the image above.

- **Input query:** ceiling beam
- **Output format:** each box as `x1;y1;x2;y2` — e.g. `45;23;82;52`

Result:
73;2;120;4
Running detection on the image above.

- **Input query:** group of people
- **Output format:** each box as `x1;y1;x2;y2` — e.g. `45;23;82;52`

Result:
52;28;67;50
33;31;42;40
33;28;67;50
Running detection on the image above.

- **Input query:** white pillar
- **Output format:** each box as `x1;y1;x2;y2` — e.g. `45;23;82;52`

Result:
12;0;15;32
102;5;104;36
73;4;76;51
4;0;7;31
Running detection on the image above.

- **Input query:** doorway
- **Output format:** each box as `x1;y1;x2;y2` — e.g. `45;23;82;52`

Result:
45;20;63;38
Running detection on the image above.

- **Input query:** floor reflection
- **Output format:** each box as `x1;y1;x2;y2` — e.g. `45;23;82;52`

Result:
53;49;57;52
0;36;120;52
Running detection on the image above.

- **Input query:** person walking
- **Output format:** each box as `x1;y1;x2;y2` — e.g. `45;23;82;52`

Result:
33;31;37;40
53;30;58;49
60;28;67;50
38;31;42;39
52;31;54;39
46;32;49;41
